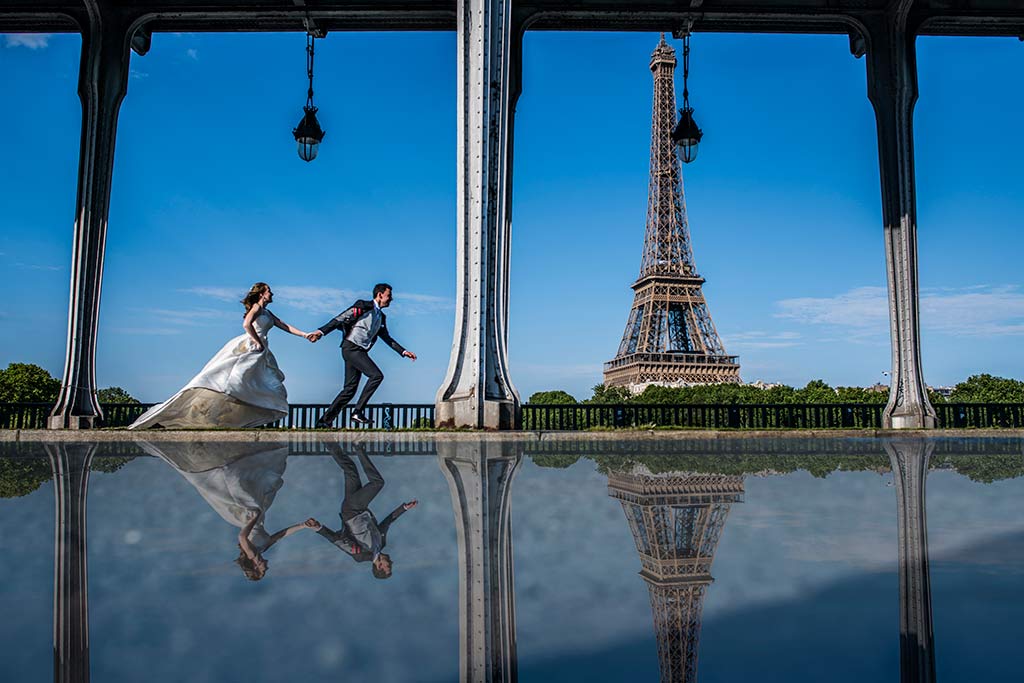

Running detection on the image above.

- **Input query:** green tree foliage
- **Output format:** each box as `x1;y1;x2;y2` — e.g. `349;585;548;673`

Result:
585;380;887;405
588;384;631;404
530;454;582;469
0;363;61;402
0;458;53;498
97;387;140;404
527;390;578;405
948;374;1024;403
0;363;138;405
592;454;890;479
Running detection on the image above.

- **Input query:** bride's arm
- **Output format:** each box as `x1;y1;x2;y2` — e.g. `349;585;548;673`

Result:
243;304;264;350
263;519;318;550
238;509;262;555
271;313;312;339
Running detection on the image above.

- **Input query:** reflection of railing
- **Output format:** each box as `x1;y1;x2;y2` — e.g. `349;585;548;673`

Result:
0;402;435;430
522;403;1024;430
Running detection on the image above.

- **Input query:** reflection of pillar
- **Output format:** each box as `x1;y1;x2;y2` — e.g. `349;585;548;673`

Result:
45;442;96;683
48;2;133;428
885;440;936;683
608;470;743;683
438;442;521;683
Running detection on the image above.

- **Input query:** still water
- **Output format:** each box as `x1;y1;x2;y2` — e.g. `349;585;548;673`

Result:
1;436;1021;682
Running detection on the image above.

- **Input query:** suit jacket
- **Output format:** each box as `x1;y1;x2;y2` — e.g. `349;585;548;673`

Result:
318;299;406;355
316;504;408;562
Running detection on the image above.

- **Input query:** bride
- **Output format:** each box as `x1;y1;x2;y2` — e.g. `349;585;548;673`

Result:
137;440;319;581
130;282;315;429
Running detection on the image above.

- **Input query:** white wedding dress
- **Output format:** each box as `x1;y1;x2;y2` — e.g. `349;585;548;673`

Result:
129;309;289;429
137;441;289;551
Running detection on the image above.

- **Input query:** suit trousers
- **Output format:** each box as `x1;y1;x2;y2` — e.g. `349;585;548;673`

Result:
321;340;384;424
334;452;384;522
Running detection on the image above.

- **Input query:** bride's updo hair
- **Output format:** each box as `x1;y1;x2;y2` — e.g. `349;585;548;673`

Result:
241;282;270;313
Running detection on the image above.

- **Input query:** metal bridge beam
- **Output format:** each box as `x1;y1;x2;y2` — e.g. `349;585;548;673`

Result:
864;3;937;429
48;2;133;429
435;0;523;429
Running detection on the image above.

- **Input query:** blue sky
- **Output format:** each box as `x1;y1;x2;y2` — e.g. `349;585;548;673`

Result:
0;30;1022;403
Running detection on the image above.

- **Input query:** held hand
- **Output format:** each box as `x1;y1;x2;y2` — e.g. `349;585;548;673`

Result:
304;518;322;531
306;331;323;343
402;350;417;361
403;500;418;511
250;339;264;353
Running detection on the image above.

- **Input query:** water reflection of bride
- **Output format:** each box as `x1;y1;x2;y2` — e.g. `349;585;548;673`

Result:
137;441;317;581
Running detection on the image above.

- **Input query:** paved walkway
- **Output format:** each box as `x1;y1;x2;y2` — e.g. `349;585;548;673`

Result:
4;428;1024;443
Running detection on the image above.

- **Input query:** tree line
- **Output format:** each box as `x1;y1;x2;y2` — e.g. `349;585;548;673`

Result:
0;362;139;405
528;374;1024;406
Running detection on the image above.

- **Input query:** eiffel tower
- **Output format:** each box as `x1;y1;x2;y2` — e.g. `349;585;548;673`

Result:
608;467;744;682
604;35;740;393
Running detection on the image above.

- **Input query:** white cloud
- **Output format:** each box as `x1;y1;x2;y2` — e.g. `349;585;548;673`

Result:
775;286;889;331
775;284;1024;338
182;285;453;316
14;262;61;271
140;307;237;327
130;69;149;80
723;330;802;349
5;34;51;49
109;327;184;336
186;48;199;60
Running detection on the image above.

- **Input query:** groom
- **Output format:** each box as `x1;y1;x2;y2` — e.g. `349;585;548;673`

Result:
310;444;417;579
310;283;416;428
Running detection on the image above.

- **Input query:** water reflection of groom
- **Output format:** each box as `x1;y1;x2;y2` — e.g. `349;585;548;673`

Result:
311;445;417;579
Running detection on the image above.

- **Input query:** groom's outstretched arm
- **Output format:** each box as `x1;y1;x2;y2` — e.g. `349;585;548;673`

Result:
318;305;364;337
378;319;407;356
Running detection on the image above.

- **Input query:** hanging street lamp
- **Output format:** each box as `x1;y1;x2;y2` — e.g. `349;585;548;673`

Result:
293;32;325;162
671;32;703;164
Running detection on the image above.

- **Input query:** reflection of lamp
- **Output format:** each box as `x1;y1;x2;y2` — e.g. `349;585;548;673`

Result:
670;33;703;164
293;33;326;162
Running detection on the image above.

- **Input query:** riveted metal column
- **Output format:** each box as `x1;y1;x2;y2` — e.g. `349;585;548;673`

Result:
438;441;520;682
864;3;936;429
45;442;96;683
49;2;133;429
884;439;936;683
436;0;522;429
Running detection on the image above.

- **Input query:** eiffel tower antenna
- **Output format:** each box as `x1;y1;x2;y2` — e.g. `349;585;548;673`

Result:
604;36;740;392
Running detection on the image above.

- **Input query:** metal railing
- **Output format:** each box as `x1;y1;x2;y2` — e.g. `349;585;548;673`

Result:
521;403;1024;430
603;352;739;371
276;404;435;430
0;402;434;430
5;401;1024;431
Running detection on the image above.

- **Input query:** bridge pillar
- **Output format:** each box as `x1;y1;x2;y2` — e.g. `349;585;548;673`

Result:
438;441;520;682
863;3;936;429
435;0;522;429
49;4;133;429
45;442;96;683
885;439;936;683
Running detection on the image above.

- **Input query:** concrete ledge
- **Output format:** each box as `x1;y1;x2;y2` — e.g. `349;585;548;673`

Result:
4;428;1024;443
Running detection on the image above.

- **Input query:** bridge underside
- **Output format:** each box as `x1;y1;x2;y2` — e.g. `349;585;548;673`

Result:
3;0;1020;429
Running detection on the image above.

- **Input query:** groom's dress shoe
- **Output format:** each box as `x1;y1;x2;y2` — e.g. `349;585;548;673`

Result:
315;418;332;429
350;411;371;426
